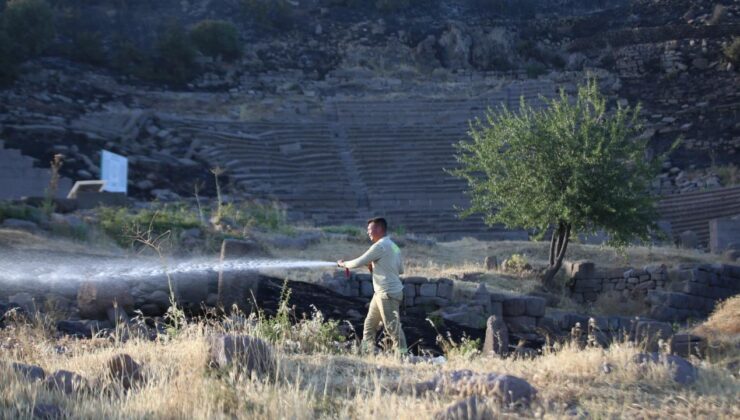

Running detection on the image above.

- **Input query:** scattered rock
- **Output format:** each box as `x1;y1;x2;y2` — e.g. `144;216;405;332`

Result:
670;334;707;358
107;353;145;390
632;353;697;385
77;281;134;319
433;395;491;420
207;334;275;377
634;320;673;352
44;370;89;395
11;362;46;381
8;292;36;314
32;403;63;420
414;370;537;406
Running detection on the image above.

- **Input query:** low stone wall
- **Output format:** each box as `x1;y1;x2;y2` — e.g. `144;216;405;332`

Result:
648;264;740;321
566;260;740;322
565;261;667;303
337;274;454;309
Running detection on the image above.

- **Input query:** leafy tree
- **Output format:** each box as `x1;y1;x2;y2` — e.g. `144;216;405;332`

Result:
190;20;241;61
450;79;678;288
154;23;197;84
3;0;54;58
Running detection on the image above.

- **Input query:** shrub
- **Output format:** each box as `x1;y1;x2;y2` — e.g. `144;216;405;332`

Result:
97;204;201;247
190;20;241;61
723;37;740;66
70;31;106;65
111;39;152;79
154;23;198;84
0;28;18;85
0;202;46;224
241;0;294;30
3;0;54;58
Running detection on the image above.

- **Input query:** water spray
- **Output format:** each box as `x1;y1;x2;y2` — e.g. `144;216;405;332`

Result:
0;252;338;283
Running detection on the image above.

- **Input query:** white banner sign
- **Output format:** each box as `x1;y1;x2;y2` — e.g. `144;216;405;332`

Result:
101;150;128;194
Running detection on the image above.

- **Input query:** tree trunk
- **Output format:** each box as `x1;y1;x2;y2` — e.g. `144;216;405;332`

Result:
541;222;571;290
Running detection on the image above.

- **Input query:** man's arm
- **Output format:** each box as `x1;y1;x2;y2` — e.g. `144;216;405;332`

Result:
340;242;382;269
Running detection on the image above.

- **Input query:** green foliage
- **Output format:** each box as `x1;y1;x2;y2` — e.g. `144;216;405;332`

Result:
3;0;54;58
69;31;106;65
240;0;294;30
0;28;18;85
219;201;290;233
0;202;46;224
724;37;740;66
504;253;529;272
154;23;198;84
111;39;152;79
96;204;201;247
436;331;480;360
190;20;241;61
451;78;677;248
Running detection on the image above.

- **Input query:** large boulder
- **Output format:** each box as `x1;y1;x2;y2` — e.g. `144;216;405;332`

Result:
107;353;145;390
482;315;509;357
44;370;90;395
10;362;46;382
634;320;673;352
632;353;697;385
414;370;536;406
207;334;275;378
433;396;491;420
77;281;133;319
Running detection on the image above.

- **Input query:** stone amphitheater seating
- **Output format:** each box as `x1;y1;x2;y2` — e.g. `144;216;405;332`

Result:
158;82;566;238
0;141;73;200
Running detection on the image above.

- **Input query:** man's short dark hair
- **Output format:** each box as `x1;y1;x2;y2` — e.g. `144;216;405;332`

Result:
367;217;387;232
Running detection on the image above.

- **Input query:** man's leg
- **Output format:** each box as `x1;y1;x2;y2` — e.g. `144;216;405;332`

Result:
378;293;407;354
361;294;382;353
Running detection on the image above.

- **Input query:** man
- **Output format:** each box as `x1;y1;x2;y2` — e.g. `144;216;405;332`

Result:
337;217;407;354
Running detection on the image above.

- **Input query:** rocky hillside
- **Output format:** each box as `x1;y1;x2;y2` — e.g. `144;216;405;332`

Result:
0;0;737;228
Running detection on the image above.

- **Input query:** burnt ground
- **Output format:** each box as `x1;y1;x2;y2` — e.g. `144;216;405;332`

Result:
257;277;486;356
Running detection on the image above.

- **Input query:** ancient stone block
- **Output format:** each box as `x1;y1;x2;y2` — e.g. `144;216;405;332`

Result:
360;280;374;297
436;278;454;300
414;297;449;307
709;216;740;254
504;316;537;333
483;315;508;357
634;320;673;352
403;282;416;298
419;282;438;297
567;260;595;279
524;297;546;317
502;297;527;317
77;281;133;319
670;334;707;359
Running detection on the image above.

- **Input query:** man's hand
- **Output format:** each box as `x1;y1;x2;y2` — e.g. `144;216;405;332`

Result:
337;259;345;268
367;263;373;273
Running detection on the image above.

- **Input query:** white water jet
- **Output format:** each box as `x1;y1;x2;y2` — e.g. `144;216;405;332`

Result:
0;252;336;283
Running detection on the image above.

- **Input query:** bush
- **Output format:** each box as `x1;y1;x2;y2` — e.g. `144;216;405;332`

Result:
70;31;106;65
154;24;198;84
3;0;54;58
97;204;201;247
241;0;294;30
190;20;241;61
0;202;46;224
111;39;152;79
0;28;18;85
723;37;740;66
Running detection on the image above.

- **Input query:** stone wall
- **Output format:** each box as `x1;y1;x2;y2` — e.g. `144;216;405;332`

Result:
566;260;740;322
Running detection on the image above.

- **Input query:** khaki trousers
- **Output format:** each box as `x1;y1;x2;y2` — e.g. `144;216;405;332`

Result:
362;291;407;353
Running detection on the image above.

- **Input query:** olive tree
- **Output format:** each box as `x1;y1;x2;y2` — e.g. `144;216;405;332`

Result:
450;79;677;288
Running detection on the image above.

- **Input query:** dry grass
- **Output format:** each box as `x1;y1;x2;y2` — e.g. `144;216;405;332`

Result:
1;313;738;419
